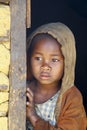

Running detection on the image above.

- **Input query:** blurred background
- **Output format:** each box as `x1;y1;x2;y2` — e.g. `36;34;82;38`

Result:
27;0;87;114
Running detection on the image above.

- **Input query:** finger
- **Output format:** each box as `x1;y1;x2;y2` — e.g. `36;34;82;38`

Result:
26;99;34;108
27;87;33;97
26;101;29;106
26;92;33;103
26;88;34;101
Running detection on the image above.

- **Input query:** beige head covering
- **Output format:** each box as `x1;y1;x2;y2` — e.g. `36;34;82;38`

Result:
27;22;76;121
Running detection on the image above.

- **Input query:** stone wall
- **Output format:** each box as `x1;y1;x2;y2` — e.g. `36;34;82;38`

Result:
0;3;10;130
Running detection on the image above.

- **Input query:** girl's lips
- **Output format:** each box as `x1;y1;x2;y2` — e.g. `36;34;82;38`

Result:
40;72;50;79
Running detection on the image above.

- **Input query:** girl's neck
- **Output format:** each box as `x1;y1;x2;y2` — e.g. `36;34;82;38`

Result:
35;81;60;95
32;81;60;104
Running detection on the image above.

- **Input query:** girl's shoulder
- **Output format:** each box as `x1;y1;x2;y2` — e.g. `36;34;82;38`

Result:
63;86;82;101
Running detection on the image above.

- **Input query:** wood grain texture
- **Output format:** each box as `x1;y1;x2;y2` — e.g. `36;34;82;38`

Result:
9;0;26;130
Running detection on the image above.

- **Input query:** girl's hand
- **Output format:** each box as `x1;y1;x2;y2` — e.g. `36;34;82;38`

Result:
26;87;35;117
26;87;40;126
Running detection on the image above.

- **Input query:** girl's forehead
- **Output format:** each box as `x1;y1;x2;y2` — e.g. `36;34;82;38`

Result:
33;38;61;50
32;39;63;56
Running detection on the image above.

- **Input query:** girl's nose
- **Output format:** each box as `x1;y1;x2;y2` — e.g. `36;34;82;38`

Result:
41;62;51;71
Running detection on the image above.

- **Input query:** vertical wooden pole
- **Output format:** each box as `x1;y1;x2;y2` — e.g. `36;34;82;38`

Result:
9;0;26;130
26;0;31;28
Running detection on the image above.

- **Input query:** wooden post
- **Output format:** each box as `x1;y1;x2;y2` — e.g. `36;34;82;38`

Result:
26;0;31;28
9;0;26;130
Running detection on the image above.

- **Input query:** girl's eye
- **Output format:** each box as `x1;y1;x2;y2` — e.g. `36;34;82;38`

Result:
35;57;42;61
52;59;59;62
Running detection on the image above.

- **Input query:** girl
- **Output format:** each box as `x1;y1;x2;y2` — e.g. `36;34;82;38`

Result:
26;22;86;130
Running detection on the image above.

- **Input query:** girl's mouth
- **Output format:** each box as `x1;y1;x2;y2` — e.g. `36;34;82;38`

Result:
40;72;50;79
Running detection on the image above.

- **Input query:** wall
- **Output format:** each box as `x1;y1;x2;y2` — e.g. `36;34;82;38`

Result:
0;3;10;130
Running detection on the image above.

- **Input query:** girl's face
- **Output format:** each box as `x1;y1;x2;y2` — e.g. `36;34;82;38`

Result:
30;38;64;85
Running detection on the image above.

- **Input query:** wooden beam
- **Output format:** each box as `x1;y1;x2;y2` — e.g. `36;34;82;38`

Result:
26;0;31;28
9;0;26;130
